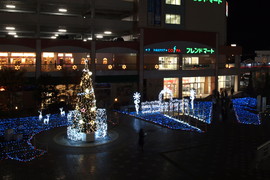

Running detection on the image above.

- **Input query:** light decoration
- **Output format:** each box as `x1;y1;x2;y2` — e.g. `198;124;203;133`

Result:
159;88;173;102
190;88;196;109
122;64;127;70
0;114;69;162
57;65;62;70
14;65;20;70
38;110;42;121
95;109;108;139
43;114;50;124
72;65;77;70
59;107;65;117
232;97;261;125
133;92;141;114
155;64;159;69
108;65;113;70
67;59;97;141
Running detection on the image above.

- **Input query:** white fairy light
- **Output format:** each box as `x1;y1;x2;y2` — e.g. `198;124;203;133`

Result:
133;92;141;114
190;88;196;109
95;108;107;138
38;110;42;121
59;107;65;117
43;114;50;124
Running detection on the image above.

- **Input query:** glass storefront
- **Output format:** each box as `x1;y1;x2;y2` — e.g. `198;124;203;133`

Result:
164;78;179;98
218;75;235;92
182;76;213;97
182;55;215;70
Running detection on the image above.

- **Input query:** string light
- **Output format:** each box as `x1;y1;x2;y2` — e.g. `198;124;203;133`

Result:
232;97;261;125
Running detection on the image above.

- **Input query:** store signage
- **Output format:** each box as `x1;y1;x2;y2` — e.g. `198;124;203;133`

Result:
193;0;223;5
145;46;181;53
186;47;215;54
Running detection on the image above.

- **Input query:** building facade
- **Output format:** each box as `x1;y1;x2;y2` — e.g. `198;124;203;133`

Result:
0;0;244;108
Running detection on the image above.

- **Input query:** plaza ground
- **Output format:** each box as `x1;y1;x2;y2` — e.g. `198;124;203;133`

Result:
1;108;270;180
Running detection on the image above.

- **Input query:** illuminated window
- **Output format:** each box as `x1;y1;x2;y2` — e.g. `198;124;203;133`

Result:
103;58;108;64
159;56;178;70
166;0;181;5
164;78;179;98
165;14;181;24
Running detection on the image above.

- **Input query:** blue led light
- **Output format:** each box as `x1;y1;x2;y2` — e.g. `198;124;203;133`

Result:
232;97;261;125
0;114;70;162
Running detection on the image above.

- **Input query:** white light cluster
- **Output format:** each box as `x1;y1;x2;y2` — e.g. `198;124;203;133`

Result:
158;88;173;102
133;92;141;114
95;109;107;139
190;89;196;109
67;126;83;141
67;108;108;141
43;114;50;124
59;107;65;117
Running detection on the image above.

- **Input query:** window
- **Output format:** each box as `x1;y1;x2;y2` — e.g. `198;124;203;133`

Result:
164;78;179;98
165;14;181;24
166;0;181;5
159;56;178;70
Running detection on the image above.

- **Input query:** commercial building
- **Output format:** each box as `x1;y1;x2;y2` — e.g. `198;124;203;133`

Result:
0;0;245;107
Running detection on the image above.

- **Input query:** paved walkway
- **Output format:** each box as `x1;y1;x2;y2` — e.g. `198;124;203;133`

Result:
1;109;270;180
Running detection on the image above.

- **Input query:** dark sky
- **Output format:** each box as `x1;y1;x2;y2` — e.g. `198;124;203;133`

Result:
226;0;269;59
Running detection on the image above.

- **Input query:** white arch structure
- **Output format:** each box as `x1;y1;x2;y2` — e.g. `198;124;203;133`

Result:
159;88;173;102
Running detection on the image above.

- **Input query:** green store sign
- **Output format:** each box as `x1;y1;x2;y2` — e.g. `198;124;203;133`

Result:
186;48;215;54
193;0;223;4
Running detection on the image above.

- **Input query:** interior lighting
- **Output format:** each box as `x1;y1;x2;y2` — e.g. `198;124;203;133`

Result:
96;35;103;39
58;8;67;12
231;44;237;47
114;98;118;102
6;27;15;30
51;36;57;39
58;29;66;32
104;31;112;34
8;32;16;35
83;39;87;42
88;37;92;40
6;5;16;8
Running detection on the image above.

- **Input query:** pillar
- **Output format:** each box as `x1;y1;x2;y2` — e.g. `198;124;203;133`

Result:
35;39;41;78
139;28;144;100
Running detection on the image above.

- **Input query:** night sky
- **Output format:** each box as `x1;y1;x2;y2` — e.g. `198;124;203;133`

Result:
226;0;269;59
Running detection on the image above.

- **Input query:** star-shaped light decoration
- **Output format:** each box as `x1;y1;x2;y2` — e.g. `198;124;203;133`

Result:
72;65;77;70
122;64;127;70
14;65;20;70
57;65;62;70
155;64;159;69
108;65;113;70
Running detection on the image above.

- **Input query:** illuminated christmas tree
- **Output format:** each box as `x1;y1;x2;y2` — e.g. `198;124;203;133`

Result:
70;60;97;140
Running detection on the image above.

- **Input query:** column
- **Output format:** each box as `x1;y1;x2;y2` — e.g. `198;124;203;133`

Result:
215;33;219;91
35;39;41;78
139;28;144;100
